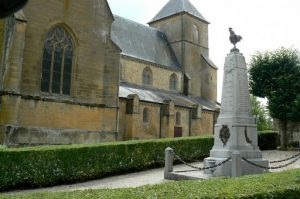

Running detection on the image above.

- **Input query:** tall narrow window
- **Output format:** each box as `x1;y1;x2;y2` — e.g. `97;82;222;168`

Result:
143;108;150;123
192;24;199;44
176;112;181;126
41;26;74;95
142;67;153;86
169;73;178;91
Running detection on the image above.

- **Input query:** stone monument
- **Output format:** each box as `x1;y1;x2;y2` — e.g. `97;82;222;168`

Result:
204;28;268;176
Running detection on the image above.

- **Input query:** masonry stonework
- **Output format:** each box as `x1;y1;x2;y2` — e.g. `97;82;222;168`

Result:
0;0;219;146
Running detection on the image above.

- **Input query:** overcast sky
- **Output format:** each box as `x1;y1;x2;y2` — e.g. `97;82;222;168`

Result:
107;0;300;102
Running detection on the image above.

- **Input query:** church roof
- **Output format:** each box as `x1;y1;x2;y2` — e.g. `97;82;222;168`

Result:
149;0;208;24
111;15;180;70
201;55;218;70
119;82;219;111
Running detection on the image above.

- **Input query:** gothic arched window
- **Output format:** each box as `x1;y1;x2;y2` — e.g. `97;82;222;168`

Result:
192;24;199;44
169;73;178;91
143;108;150;123
41;26;74;95
142;67;153;86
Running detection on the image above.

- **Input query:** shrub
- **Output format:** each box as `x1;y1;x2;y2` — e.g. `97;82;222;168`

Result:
0;136;213;191
0;131;279;191
258;131;279;150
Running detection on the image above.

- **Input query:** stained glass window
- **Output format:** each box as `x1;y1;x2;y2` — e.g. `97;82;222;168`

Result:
41;26;74;95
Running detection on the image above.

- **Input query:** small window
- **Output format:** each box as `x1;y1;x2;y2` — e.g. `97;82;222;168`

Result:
41;26;74;95
175;112;181;126
142;67;153;86
192;24;199;44
143;108;150;123
169;73;178;91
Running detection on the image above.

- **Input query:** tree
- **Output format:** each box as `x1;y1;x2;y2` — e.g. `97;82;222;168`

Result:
249;47;300;150
250;95;273;131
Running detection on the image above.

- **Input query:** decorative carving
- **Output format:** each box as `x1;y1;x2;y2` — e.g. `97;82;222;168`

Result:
244;126;252;144
219;125;230;146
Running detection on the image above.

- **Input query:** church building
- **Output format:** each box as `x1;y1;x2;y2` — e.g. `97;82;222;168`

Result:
0;0;219;146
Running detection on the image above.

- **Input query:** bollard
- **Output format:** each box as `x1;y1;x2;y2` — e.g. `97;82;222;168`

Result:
231;151;241;177
164;147;174;179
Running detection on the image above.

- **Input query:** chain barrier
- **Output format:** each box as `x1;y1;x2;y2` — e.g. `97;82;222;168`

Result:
242;155;300;170
172;150;231;172
171;150;300;172
269;152;300;163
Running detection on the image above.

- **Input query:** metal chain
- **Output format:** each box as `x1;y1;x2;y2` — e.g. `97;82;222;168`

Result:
172;151;231;171
269;152;300;163
242;155;300;170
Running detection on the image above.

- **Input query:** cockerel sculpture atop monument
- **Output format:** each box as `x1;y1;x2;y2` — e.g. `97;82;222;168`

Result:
229;27;242;51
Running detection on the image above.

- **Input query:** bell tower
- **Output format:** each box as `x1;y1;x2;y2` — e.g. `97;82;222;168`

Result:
149;0;216;101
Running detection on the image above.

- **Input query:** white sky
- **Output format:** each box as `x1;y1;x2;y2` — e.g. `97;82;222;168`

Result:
107;0;300;102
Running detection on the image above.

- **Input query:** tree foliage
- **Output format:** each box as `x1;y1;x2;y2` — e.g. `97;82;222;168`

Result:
250;95;273;131
249;47;300;149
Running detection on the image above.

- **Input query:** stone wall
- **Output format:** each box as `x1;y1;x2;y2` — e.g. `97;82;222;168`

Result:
191;110;215;136
149;13;217;102
120;57;182;92
0;0;120;145
118;97;215;141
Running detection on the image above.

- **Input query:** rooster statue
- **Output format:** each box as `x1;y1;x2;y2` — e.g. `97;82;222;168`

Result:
229;27;242;51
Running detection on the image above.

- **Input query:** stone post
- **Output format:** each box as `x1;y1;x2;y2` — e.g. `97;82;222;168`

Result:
164;147;174;179
231;151;241;177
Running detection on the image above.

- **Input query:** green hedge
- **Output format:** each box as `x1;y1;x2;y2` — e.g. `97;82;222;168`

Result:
2;169;300;199
258;131;279;150
0;132;279;191
0;136;213;191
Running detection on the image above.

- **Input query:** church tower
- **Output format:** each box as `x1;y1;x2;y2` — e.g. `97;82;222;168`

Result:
148;0;217;102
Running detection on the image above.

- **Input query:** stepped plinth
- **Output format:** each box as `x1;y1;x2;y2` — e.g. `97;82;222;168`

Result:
204;50;268;176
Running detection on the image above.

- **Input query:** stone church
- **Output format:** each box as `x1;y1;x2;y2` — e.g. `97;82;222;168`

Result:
0;0;219;146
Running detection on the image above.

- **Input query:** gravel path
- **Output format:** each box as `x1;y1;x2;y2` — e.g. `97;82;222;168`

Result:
4;150;300;194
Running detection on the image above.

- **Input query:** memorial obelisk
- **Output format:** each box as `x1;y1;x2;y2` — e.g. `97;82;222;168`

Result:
204;28;268;176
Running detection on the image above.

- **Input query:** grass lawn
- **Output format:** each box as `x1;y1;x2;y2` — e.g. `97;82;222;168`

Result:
1;169;300;199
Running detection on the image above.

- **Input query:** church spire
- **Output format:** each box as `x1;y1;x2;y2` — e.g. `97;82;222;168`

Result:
149;0;208;24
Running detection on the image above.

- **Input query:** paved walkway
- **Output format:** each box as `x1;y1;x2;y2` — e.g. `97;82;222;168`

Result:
5;150;300;194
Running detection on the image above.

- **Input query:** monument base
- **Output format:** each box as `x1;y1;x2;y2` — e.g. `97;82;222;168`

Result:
203;157;268;176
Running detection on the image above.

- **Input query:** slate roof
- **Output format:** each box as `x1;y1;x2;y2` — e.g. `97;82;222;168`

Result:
111;15;180;70
149;0;208;24
119;82;219;111
201;55;218;70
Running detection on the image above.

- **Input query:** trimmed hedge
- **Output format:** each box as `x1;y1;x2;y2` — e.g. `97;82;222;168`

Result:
0;132;279;191
258;131;279;150
2;169;300;199
0;136;213;191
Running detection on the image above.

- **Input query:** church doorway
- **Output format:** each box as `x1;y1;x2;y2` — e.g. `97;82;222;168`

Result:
174;127;183;137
